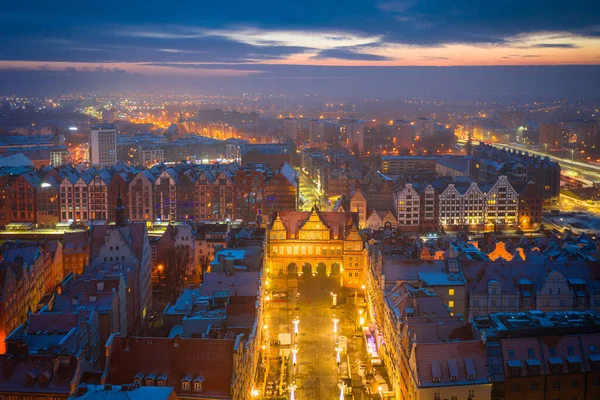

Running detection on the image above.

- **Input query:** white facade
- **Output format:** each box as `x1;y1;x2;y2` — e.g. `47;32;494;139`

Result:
394;183;420;227
139;147;164;167
439;184;463;226
483;175;518;225
463;183;486;225
90;125;117;167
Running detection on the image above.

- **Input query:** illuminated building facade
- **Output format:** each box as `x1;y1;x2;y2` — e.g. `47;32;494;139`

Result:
266;209;364;287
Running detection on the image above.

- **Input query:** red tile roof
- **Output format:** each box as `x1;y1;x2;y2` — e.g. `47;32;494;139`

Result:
106;335;235;398
0;354;84;395
500;337;546;376
415;340;488;387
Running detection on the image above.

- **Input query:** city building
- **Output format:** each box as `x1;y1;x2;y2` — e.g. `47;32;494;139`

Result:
266;208;364;287
392;119;414;149
414;117;435;138
539;124;567;150
234;163;297;223
473;143;560;209
283;118;299;141
309;119;326;142
381;156;437;175
90;124;117;167
240;144;291;169
103;334;254;400
0;241;64;352
346;120;365;154
70;384;177;400
89;200;151;331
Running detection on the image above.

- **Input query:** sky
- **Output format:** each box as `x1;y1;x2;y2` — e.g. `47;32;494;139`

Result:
1;0;599;98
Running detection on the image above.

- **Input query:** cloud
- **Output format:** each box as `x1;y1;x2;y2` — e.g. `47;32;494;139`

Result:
202;28;381;50
313;48;394;61
531;43;579;48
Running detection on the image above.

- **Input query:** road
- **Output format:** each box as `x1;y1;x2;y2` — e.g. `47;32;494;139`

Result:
262;274;369;399
299;170;325;211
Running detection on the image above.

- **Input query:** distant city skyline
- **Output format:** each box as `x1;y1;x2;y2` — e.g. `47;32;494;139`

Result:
1;1;599;97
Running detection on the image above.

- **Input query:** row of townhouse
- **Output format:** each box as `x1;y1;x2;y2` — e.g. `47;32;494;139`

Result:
364;244;600;400
392;175;542;231
0;161;298;227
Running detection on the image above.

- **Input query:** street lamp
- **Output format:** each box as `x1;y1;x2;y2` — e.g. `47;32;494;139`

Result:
332;317;339;334
291;345;298;365
338;380;346;400
251;388;260;397
292;316;300;335
289;383;297;400
330;292;337;307
335;344;342;365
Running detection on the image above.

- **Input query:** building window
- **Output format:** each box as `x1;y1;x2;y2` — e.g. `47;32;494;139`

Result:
181;381;190;390
551;380;560;389
530;382;538;391
448;301;455;308
468;389;475;398
572;379;579;388
448;288;455;296
512;383;519;392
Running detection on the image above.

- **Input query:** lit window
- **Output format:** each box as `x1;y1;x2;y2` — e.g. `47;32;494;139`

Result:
448;301;455;308
448;288;455;296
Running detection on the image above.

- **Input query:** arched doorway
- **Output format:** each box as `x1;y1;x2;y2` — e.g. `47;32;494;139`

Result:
316;262;327;276
331;263;341;276
301;263;312;276
287;262;298;276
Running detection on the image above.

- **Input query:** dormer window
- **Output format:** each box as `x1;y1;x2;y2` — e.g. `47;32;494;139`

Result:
157;380;165;387
133;372;144;386
193;376;205;392
181;375;192;390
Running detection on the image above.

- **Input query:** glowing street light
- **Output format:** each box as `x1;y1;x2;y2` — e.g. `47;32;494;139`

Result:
292;316;300;335
251;388;260;397
289;383;297;400
335;344;342;365
332;317;339;334
291;345;298;365
338;381;347;400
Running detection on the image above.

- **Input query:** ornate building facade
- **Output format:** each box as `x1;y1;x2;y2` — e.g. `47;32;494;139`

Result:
266;209;364;288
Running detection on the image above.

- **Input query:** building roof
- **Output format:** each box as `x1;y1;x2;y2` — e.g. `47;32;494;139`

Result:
105;335;235;399
0;354;86;395
414;340;489;387
200;271;260;297
71;384;175;400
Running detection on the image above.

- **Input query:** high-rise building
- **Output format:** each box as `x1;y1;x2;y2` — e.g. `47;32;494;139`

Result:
498;110;525;130
392;119;414;148
539;124;566;149
90;124;117;167
283;118;299;141
414;117;435;138
309;119;326;142
346;121;364;154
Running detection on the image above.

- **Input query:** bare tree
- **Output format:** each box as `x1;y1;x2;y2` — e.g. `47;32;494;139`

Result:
165;245;192;299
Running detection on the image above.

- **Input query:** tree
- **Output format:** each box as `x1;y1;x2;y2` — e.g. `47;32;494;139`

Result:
164;245;192;300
